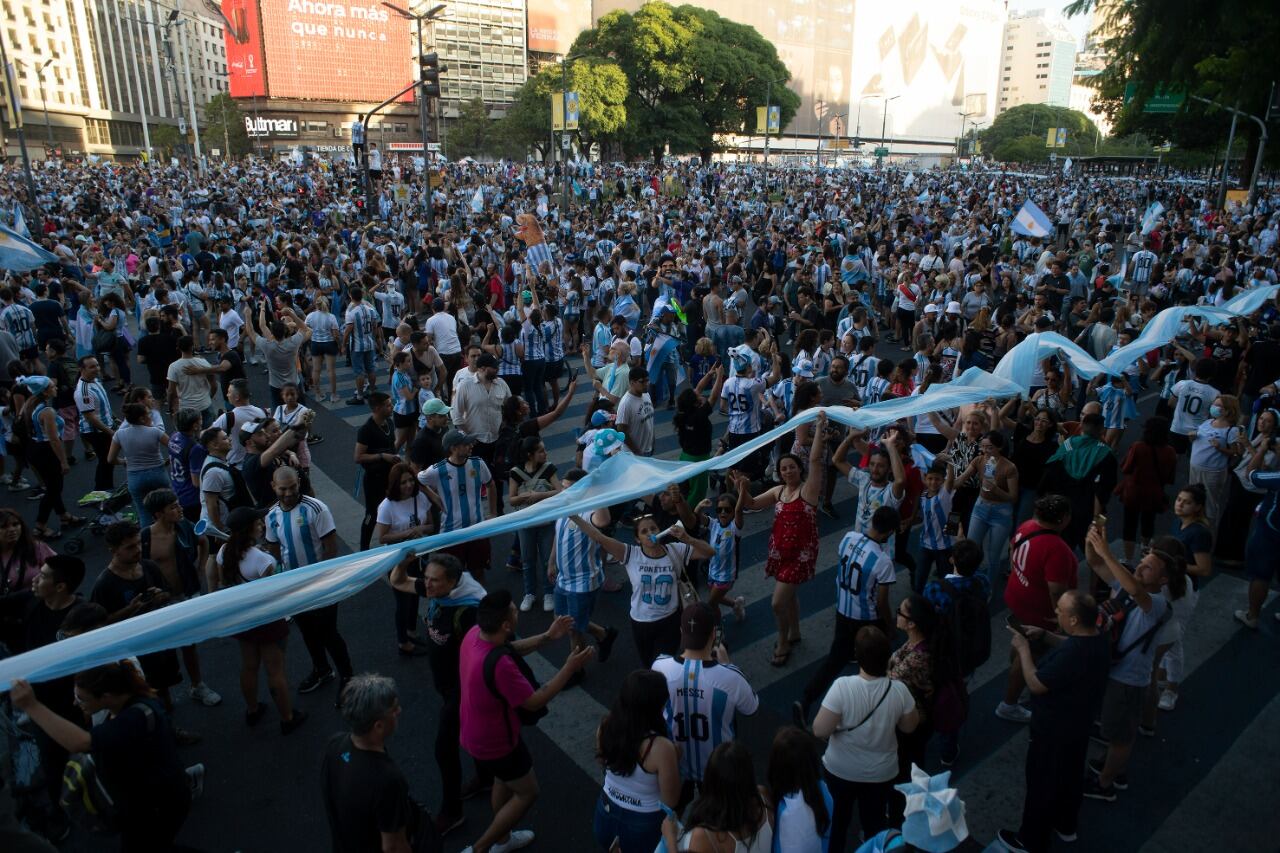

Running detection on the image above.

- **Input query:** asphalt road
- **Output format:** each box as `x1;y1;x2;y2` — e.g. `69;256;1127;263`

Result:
9;338;1280;853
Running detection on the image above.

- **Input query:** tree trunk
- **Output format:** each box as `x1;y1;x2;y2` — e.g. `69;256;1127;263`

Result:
652;145;663;165
699;146;712;165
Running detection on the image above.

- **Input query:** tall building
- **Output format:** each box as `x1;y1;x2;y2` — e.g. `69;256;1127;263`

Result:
434;0;527;121
996;10;1077;113
1;0;227;160
592;0;1006;154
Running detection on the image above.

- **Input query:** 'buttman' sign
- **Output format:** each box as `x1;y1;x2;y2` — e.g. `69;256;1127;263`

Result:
244;116;299;137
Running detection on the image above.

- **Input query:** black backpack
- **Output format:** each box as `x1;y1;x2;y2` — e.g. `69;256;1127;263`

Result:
939;578;991;677
1098;591;1170;663
482;643;547;750
203;458;254;512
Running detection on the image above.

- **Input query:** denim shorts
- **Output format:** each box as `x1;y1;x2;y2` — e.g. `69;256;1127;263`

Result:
351;349;376;375
554;588;598;633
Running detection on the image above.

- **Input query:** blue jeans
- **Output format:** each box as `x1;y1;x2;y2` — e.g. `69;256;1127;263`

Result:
967;497;1014;597
592;794;664;853
519;523;554;597
127;465;172;528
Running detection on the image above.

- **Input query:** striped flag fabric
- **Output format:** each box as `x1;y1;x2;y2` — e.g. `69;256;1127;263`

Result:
1141;202;1165;235
1010;199;1052;238
0;223;57;271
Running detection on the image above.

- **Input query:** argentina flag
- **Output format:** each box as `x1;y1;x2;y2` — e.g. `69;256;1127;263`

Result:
0;223;57;271
1010;200;1052;238
1141;202;1165;235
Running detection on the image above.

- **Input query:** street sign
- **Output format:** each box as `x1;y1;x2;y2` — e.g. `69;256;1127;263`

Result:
827;139;849;150
561;134;571;150
874;146;889;157
179;117;187;135
1123;83;1185;114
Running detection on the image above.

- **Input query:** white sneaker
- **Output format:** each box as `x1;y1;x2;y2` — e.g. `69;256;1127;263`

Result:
519;594;536;612
1235;609;1259;630
542;593;555;612
1157;689;1178;712
733;595;746;623
189;683;223;707
492;830;535;853
995;701;1032;723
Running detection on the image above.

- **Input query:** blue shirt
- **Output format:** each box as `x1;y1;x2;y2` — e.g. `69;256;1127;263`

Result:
834;532;895;621
554;514;603;593
706;517;740;585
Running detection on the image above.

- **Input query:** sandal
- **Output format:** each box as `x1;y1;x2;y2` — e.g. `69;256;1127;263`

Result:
61;515;87;527
770;645;791;667
33;527;61;540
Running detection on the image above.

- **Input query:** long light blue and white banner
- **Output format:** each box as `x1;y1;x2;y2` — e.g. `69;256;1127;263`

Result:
0;287;1275;688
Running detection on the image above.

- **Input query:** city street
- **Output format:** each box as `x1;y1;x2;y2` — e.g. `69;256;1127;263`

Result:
16;338;1279;853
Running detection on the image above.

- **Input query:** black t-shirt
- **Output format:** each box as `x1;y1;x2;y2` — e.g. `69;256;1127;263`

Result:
415;585;477;697
137;331;179;386
320;733;417;853
408;427;444;470
89;562;183;689
673;400;713;455
214;348;246;392
357;417;396;503
1244;340;1280;396
242;451;280;508
1208;340;1243;392
90;697;188;815
1028;632;1111;738
29;298;64;341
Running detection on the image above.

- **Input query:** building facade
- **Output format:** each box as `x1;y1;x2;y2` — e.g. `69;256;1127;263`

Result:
2;0;228;160
996;10;1077;113
433;0;527;122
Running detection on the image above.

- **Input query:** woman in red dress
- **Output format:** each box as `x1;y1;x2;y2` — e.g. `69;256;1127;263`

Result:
737;412;828;666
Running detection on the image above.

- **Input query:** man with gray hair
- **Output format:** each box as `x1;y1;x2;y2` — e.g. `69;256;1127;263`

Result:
323;674;438;852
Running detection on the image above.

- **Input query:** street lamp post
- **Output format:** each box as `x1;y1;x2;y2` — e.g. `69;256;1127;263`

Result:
956;111;977;161
36;58;52;147
854;94;881;146
123;10;189;162
382;2;447;224
880;95;900;164
559;52;586;215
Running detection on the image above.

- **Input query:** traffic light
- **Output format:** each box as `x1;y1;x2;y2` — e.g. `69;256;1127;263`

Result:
419;53;442;98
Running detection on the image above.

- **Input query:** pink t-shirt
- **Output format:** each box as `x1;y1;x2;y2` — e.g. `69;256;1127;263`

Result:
458;625;535;760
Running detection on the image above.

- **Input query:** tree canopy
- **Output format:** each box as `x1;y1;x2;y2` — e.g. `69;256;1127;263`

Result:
1066;0;1276;154
571;1;798;162
500;58;628;159
980;104;1103;162
445;98;494;160
202;93;250;158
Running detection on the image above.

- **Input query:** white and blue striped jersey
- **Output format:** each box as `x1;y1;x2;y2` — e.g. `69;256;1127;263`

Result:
652;656;759;783
542;317;565;362
834;532;896;622
851;354;879;395
520;321;547;361
722;376;766;434
344;303;380;352
706;518;741;585
264;496;336;570
1;304;36;350
863;376;890;406
553;514;603;593
848;467;902;539
913;352;932;386
29;402;63;443
374;288;405;328
1097;383;1128;429
769;379;796;420
591;322;612;367
918;486;955;551
75;378;115;434
391;370;416;416
422;457;491;532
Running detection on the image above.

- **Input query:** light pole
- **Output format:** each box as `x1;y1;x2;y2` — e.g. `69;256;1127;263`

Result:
759;77;785;187
559;52;587;215
174;19;204;168
880;95;900;164
123;10;187;161
956;111;977;161
382;1;447;221
854;94;881;146
35;58;52;147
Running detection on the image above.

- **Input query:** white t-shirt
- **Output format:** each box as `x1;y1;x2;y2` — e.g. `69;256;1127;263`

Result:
1169;379;1218;436
847;467;902;538
167;357;214;411
775;788;832;853
211;404;267;465
894;281;921;312
375;493;431;535
220;309;245;348
215;544;278;582
820;676;915;783
617;391;655;455
425;312;461;355
623;542;691;622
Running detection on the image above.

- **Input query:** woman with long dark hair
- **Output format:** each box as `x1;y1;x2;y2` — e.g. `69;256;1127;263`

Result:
767;726;832;852
19;375;84;539
593;670;681;852
11;661;193;851
374;462;435;656
660;741;773;852
215;505;306;734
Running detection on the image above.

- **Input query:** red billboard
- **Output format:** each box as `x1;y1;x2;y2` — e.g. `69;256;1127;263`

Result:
223;0;414;103
222;0;267;97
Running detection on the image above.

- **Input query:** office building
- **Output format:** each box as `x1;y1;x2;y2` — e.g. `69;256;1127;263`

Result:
434;0;527;120
996;10;1077;113
1;0;228;160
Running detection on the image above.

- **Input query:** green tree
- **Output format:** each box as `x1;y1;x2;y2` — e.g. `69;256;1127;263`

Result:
202;93;250;157
979;104;1103;162
572;1;798;162
446;98;493;159
1066;0;1277;159
149;124;183;158
500;58;628;160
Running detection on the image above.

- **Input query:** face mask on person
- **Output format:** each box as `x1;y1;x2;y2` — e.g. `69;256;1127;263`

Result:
1209;405;1223;418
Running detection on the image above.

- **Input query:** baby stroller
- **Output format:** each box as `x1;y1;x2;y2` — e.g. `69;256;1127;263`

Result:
62;485;136;554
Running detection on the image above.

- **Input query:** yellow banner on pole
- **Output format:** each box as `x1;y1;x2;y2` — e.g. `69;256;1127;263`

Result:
552;95;564;132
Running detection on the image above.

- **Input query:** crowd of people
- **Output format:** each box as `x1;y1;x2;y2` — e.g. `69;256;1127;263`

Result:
0;151;1278;853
